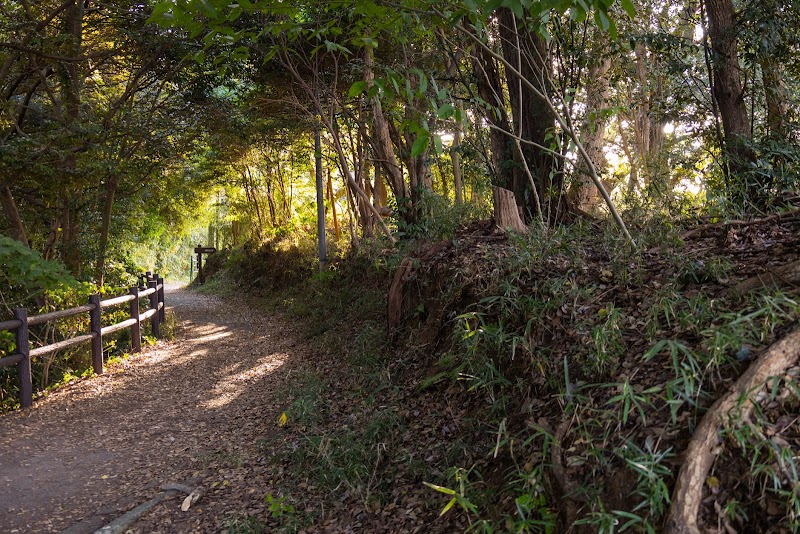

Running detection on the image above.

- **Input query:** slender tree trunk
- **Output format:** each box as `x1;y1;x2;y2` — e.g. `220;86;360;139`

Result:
572;54;611;211
343;173;359;246
264;170;277;226
353;131;374;238
471;33;515;190
243;167;265;235
364;46;407;210
63;0;84;123
279;174;290;223
373;163;388;209
761;57;788;139
42;215;60;261
0;184;29;246
60;0;84;274
633;41;652;185
450;100;465;205
326;169;341;240
60;202;82;273
96;176;118;286
619;114;639;195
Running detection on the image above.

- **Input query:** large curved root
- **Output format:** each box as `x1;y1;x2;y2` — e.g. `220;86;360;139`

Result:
664;326;800;534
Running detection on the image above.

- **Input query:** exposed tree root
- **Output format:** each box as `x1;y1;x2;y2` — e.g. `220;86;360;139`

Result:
723;259;800;296
664;326;800;534
387;257;415;335
537;415;585;529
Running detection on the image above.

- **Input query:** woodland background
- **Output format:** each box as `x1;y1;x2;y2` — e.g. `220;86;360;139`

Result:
2;0;800;532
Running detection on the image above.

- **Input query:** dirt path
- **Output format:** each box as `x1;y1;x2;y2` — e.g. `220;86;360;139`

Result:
0;288;309;533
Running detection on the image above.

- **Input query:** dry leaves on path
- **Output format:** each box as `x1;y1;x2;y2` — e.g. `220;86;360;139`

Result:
0;288;310;533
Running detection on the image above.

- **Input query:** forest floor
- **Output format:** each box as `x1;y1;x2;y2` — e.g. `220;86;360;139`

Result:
0;288;434;533
2;212;800;534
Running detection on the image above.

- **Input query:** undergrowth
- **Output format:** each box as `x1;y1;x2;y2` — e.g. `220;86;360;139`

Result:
0;239;173;411
203;211;800;532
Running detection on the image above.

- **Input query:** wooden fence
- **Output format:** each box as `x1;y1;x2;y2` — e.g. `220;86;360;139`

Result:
0;272;166;409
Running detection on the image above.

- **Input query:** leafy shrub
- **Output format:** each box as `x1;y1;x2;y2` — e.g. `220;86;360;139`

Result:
0;235;82;312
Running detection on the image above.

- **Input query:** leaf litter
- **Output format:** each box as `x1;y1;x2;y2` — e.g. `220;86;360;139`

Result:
1;212;800;532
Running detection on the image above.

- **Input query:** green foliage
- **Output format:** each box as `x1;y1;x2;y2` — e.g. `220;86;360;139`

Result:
591;304;625;374
393;190;492;241
604;379;659;427
225;515;267;534
265;493;297;518
0;236;82;311
424;468;479;518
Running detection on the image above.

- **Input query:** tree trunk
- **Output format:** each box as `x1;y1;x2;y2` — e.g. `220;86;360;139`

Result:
571;54;611;211
705;0;752;171
0;184;29;246
60;1;84;275
63;0;84;123
264;170;277;226
60;202;81;274
497;8;559;222
373;163;388;209
633;41;652;185
761;57;788;139
443;50;464;205
471;33;515;190
354;134;374;239
326;169;341;240
452;100;465;205
364;46;407;212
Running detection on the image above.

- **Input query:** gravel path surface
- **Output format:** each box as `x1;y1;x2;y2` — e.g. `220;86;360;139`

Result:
0;288;308;533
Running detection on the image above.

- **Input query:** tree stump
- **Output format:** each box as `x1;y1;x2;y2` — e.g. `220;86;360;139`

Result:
492;186;526;233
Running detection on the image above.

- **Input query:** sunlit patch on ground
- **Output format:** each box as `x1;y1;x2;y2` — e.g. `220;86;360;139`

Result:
200;353;288;409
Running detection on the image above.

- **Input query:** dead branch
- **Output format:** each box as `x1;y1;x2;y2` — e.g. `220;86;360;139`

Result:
92;482;204;534
664;326;800;534
681;207;800;240
93;494;167;534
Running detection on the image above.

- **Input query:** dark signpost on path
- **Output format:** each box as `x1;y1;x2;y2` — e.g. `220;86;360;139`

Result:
194;245;217;284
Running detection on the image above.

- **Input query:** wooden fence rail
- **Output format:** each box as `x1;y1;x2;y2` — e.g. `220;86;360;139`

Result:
0;272;166;409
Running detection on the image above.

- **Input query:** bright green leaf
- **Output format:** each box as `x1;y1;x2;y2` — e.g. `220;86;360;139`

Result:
440;497;457;515
423;481;456;495
348;81;368;97
620;0;636;18
411;133;430;157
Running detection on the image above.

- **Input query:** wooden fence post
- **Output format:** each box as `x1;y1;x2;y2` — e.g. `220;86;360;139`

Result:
197;252;204;284
13;308;32;409
129;286;141;352
148;280;160;338
157;275;165;322
89;295;103;374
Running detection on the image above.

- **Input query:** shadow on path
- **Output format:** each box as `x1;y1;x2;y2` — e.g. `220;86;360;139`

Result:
0;288;308;533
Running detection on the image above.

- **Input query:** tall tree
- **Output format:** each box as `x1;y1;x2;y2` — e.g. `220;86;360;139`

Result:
704;0;751;174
